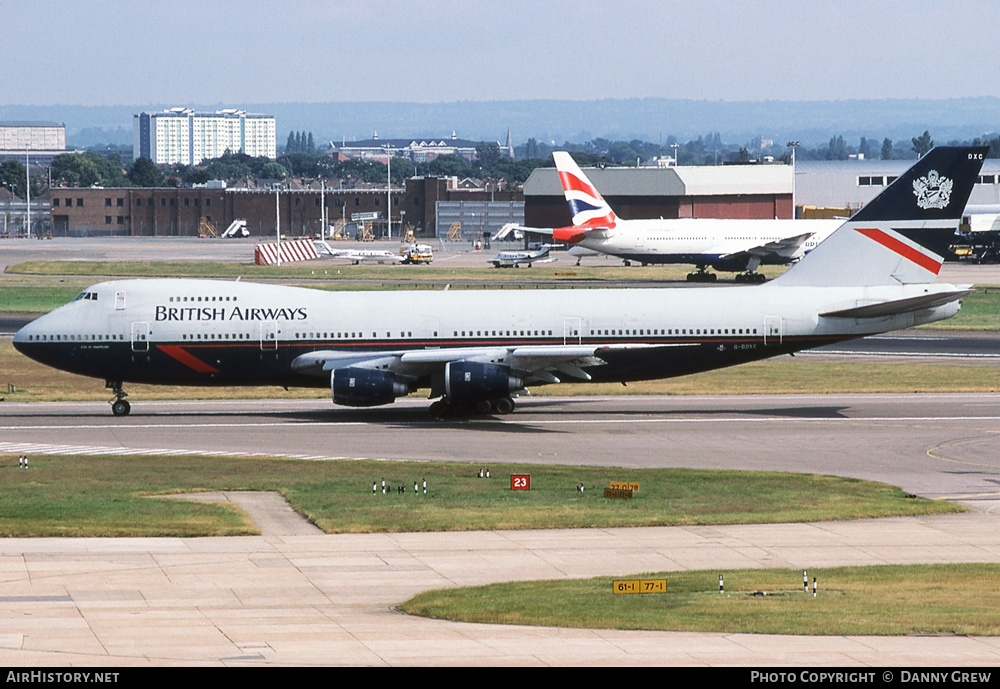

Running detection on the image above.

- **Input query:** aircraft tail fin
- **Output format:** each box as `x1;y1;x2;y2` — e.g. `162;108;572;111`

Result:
552;151;618;228
773;146;987;287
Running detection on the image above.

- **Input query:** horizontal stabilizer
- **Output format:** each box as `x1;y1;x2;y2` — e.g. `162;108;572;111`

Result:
820;289;973;319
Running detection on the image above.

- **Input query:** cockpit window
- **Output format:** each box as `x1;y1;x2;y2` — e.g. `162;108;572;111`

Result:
73;292;98;301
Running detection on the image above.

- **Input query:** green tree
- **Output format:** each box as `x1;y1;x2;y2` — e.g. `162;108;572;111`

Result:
424;154;474;178
258;161;289;180
0;159;28;198
911;130;934;157
128;157;165;187
51;153;103;187
881;138;894;160
182;167;212;185
475;142;503;171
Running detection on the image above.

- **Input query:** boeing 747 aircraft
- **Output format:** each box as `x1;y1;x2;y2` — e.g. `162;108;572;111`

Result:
13;148;985;418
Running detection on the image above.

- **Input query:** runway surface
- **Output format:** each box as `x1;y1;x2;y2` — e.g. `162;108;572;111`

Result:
5;394;1000;501
4;394;1000;665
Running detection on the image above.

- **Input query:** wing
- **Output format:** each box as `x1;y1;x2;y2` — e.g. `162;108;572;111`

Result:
291;342;695;386
719;232;812;264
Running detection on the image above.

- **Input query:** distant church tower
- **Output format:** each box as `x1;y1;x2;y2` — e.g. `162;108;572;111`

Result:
505;128;514;159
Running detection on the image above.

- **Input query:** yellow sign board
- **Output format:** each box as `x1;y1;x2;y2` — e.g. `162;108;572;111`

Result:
609;481;640;493
613;579;667;594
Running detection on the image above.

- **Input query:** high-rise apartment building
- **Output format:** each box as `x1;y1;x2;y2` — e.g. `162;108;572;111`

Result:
133;108;276;165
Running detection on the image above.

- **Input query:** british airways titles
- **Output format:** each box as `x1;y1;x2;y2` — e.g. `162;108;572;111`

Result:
154;305;308;322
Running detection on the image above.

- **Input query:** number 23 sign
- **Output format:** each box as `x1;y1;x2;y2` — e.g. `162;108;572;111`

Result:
510;474;530;490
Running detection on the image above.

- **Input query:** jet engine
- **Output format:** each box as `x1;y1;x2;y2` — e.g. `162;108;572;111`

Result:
444;361;523;406
331;368;409;407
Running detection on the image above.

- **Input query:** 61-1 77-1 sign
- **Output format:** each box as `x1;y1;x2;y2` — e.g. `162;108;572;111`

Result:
613;579;667;594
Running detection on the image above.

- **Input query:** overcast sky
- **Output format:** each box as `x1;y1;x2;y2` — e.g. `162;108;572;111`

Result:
3;0;999;106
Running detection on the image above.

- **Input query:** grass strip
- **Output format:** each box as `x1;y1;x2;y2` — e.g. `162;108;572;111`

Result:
401;563;1000;636
0;455;961;537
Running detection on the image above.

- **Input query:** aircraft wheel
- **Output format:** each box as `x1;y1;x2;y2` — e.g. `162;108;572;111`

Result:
429;400;448;419
474;399;493;415
111;400;131;417
493;397;515;415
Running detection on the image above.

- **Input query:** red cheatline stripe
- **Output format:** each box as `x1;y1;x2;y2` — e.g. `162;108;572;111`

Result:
856;227;942;274
157;345;220;374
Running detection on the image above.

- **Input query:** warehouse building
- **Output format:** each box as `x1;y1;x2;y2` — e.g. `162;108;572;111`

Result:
46;176;520;238
794;158;1000;215
0;121;67;163
523;163;794;228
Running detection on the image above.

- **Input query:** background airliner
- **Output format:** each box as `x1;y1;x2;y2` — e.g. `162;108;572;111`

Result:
13;147;985;418
503;151;844;282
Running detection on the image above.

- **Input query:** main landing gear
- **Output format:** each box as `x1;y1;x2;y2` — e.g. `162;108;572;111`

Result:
734;271;767;283
106;380;131;416
429;396;516;419
685;267;718;282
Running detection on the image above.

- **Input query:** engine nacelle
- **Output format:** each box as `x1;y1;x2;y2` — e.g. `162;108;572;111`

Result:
444;361;523;405
331;368;409;407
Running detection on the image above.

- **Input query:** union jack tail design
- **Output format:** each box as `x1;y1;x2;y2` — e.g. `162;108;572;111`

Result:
552;151;617;228
774;146;987;287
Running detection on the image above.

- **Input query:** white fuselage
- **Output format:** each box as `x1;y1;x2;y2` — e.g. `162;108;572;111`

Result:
13;277;962;390
572;217;842;267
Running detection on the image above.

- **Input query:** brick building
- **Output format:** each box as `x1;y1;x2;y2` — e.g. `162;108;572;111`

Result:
47;177;523;238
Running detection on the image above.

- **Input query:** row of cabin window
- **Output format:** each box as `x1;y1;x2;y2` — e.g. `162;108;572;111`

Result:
25;333;124;342
452;328;759;337
168;295;239;302
288;327;761;339
181;333;253;340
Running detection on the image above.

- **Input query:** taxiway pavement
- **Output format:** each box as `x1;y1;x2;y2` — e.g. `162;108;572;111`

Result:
3;395;1000;665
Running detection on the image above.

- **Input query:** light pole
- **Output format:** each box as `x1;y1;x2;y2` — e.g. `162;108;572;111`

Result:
383;146;392;240
786;141;800;219
25;151;30;238
671;142;680;166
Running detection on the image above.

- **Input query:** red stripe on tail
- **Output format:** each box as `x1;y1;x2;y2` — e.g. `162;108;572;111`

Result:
856;227;942;275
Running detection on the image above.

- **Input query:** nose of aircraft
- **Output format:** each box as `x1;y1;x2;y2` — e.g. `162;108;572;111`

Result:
11;313;44;357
